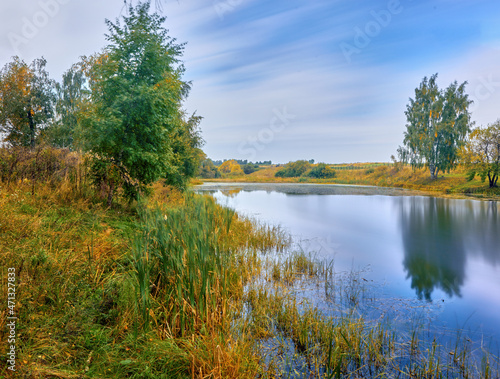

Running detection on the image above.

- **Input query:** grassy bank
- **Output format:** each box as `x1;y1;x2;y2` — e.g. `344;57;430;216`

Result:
0;179;289;378
1;177;499;378
199;163;500;200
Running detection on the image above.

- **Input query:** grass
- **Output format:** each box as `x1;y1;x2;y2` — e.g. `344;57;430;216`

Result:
199;163;500;200
0;175;290;378
1;159;499;377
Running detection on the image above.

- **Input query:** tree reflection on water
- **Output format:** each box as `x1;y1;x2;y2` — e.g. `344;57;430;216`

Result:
399;197;499;301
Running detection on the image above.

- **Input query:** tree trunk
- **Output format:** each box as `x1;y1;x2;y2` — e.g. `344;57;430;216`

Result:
27;109;35;149
488;173;498;188
429;164;437;180
107;181;115;207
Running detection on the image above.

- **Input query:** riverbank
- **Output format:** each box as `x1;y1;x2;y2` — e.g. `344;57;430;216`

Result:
197;164;500;201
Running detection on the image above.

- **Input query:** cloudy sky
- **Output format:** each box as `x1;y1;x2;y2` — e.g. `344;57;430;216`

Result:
1;0;500;163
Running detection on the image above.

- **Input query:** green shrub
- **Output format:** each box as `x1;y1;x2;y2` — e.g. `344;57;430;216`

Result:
307;163;336;179
243;163;256;175
275;160;311;177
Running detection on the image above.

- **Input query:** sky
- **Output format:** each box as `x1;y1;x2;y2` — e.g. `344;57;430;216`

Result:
1;0;500;163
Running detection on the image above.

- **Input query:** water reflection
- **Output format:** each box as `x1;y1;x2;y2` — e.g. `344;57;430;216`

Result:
399;197;499;301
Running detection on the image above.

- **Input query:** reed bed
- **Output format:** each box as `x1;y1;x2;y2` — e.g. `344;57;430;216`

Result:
240;249;500;378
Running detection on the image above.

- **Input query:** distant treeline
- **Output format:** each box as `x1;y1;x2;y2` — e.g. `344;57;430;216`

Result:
332;163;392;170
211;159;272;166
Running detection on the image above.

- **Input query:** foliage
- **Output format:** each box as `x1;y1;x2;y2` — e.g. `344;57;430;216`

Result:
219;159;244;176
307;163;336;178
42;64;88;148
77;3;200;204
398;74;472;179
243;163;256;175
199;158;221;179
461;121;500;187
275;160;311;177
163;113;204;190
0;57;55;147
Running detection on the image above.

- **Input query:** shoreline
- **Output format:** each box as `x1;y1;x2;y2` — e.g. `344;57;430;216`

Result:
194;177;500;202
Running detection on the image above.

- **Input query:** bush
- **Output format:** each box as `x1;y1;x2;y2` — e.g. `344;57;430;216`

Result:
364;168;375;175
307;163;336;179
243;163;256;175
0;145;81;185
275;160;311;178
198;159;221;179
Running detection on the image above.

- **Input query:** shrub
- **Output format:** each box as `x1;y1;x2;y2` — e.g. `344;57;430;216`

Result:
275;160;311;177
243;163;256;175
365;168;375;175
307;163;336;179
0;145;81;185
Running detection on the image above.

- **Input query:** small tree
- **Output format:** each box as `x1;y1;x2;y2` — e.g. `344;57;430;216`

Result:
219;159;243;176
78;3;198;203
199;158;221;179
243;163;255;175
398;74;472;179
0;57;55;148
461;121;500;188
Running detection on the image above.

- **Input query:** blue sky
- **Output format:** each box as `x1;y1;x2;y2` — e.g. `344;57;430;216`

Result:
1;0;500;163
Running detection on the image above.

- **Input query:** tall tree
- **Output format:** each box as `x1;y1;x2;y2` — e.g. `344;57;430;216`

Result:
398;74;472;179
78;2;201;203
461;121;500;188
43;64;88;148
0;57;55;147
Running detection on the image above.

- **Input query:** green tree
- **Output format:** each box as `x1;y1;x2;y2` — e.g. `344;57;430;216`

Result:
78;3;199;203
163;113;204;189
0;57;55;148
307;163;336;179
461;121;500;188
43;64;88;148
398;74;472;179
243;163;255;175
199;158;221;179
275;160;311;177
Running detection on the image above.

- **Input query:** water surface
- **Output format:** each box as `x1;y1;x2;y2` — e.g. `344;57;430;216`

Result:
196;183;500;347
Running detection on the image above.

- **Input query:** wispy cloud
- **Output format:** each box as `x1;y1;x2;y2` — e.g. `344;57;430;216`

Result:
1;0;499;162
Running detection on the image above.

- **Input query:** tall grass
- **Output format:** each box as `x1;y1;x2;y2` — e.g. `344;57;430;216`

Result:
129;193;290;377
132;194;237;336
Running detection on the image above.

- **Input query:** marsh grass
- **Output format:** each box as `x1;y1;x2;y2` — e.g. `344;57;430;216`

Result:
240;246;500;378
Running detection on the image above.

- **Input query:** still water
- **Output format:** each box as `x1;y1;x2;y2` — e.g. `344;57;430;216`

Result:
196;183;500;347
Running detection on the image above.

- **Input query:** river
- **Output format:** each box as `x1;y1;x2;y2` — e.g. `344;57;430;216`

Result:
195;182;500;350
